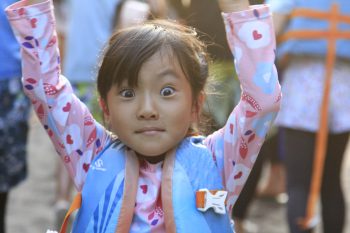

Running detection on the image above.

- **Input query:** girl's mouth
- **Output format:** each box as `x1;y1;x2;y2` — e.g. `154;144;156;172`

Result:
135;127;165;135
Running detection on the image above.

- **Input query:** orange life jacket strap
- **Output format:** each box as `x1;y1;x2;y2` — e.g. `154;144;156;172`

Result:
278;30;350;44
278;5;350;43
291;8;350;24
59;192;82;233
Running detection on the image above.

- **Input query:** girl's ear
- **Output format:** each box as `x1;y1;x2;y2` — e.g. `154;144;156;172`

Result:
192;91;205;122
99;98;110;123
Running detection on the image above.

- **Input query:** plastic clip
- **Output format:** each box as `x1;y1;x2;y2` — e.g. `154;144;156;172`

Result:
196;188;227;215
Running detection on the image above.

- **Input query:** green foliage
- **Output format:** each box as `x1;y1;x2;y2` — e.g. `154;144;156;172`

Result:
204;61;241;127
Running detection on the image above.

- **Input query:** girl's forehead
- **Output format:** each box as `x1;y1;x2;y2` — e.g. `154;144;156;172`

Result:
143;48;178;67
110;44;188;90
113;51;185;89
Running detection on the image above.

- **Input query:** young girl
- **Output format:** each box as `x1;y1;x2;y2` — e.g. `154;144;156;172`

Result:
5;0;281;232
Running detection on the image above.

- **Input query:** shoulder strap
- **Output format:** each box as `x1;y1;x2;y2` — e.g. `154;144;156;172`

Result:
161;148;176;233
59;192;82;233
58;149;139;233
115;149;140;233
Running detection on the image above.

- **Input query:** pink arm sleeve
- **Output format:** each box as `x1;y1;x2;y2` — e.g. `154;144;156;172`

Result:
205;5;282;212
5;0;110;191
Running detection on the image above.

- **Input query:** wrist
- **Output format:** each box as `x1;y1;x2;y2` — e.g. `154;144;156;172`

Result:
218;0;250;13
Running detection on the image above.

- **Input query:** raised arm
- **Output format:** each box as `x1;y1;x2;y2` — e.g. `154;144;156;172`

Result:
205;1;281;212
5;0;109;191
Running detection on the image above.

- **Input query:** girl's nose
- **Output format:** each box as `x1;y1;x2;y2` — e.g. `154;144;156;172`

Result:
137;95;159;120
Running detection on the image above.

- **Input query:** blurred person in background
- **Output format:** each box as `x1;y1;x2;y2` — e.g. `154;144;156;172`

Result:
0;1;31;232
266;0;350;232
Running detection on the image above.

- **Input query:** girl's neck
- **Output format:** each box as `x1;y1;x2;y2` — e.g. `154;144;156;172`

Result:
137;153;166;164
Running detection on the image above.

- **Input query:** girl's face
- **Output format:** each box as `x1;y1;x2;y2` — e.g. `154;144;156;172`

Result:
104;49;201;157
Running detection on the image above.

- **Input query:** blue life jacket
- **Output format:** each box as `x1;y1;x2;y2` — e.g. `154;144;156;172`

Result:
277;0;350;60
71;136;233;233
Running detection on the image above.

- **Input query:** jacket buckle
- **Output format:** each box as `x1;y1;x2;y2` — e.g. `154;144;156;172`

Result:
196;188;227;214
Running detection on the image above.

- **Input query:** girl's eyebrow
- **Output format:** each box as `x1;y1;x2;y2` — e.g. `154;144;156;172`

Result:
157;68;180;79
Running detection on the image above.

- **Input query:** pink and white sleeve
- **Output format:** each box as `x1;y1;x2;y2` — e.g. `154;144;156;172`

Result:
5;0;109;191
205;5;281;213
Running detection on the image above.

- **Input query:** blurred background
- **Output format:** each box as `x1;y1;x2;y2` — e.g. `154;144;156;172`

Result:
4;0;350;233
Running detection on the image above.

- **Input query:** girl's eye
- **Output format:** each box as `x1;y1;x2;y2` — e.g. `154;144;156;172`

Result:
160;87;175;96
119;89;135;98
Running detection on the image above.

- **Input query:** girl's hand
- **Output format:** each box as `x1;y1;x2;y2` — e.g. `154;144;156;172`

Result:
117;0;150;29
273;12;289;36
217;0;250;13
147;0;168;18
27;0;46;5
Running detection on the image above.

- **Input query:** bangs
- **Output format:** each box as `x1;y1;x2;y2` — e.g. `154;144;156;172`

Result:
97;20;207;101
104;26;165;88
